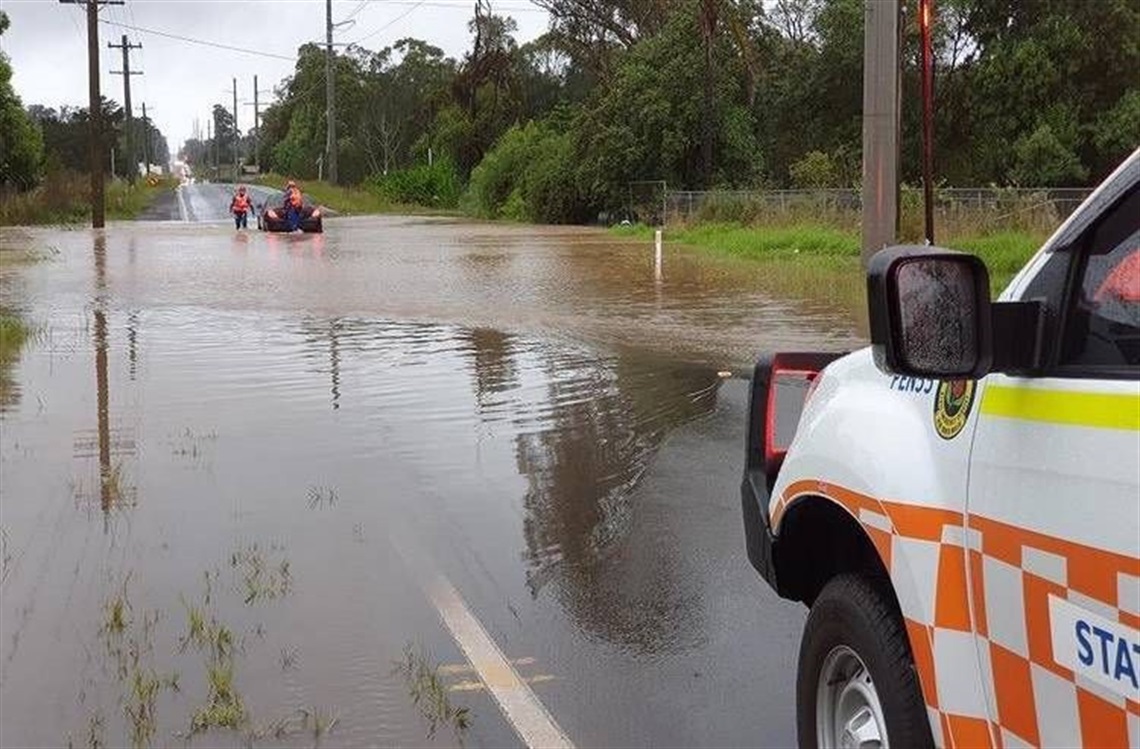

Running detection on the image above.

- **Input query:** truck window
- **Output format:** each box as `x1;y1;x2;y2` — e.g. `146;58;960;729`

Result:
1060;187;1140;369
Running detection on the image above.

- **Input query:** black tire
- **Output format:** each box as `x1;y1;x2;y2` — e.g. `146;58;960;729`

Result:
796;573;934;749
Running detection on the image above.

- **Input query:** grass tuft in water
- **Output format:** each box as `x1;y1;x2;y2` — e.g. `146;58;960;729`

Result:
280;646;299;671
102;590;131;637
230;543;291;604
306;485;338;510
394;644;472;741
244;705;339;744
190;663;245;733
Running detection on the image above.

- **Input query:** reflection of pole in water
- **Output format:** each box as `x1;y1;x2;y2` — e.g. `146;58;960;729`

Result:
95;308;111;512
127;311;138;380
329;319;341;410
94;235;112;512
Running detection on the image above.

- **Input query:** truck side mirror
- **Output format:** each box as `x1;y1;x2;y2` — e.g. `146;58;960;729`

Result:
867;246;994;379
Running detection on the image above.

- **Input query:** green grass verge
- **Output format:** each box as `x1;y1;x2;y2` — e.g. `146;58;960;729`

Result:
949;231;1047;291
0;173;178;226
613;222;1047;294
107;178;179;221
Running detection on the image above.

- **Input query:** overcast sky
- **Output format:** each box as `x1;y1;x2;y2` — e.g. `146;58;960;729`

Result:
0;0;549;159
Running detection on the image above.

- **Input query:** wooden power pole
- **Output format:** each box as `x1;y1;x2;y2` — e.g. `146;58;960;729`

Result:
109;34;143;184
860;0;902;267
243;75;273;174
140;102;151;174
919;0;936;244
232;77;239;181
325;0;338;184
59;0;124;228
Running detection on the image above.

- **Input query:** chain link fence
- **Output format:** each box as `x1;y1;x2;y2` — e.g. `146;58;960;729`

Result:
662;187;1094;233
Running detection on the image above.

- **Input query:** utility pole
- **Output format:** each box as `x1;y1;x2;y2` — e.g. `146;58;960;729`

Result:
140;102;150;174
232;77;240;181
325;0;338;184
59;0;123;228
919;0;936;244
243;75;273;175
109;34;143;185
207;118;213;180
860;0;902;268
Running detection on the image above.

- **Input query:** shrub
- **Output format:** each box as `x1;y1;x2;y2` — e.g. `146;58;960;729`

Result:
369;159;462;208
789;151;839;189
465;121;582;223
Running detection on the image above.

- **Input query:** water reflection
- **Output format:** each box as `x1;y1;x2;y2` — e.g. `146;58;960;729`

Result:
517;360;718;653
460;325;719;652
73;233;137;514
298;317;345;410
461;328;518;410
0;219;854;746
127;311;139;380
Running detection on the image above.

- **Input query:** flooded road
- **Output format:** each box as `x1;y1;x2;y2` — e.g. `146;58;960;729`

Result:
0;216;862;748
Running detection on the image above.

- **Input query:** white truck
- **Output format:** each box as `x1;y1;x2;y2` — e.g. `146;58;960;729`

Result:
743;149;1139;749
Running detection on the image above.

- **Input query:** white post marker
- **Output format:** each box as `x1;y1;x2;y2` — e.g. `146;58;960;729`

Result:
177;184;190;223
654;229;663;280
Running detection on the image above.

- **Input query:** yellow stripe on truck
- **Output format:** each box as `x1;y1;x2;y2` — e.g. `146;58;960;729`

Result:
981;385;1140;431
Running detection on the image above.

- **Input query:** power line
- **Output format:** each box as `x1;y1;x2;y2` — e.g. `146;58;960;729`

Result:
96;18;296;61
349;0;429;44
341;0;370;23
372;0;544;11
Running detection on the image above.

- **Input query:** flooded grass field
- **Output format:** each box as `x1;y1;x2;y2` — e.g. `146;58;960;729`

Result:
0;214;861;748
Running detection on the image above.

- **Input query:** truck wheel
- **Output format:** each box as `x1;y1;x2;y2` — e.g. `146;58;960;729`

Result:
797;573;933;749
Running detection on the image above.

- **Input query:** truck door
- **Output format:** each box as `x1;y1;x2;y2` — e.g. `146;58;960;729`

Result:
966;184;1140;748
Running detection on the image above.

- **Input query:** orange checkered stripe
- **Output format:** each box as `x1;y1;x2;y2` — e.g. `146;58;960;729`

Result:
775;480;1140;749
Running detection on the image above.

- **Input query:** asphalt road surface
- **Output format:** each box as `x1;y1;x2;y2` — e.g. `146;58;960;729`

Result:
0;210;862;748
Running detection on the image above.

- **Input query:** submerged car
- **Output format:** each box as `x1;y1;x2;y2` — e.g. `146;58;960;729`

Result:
256;191;324;233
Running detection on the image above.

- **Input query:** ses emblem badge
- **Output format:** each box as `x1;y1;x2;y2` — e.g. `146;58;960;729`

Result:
933;380;976;439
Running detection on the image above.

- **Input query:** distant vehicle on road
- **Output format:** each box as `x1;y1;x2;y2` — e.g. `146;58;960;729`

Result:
256;191;323;233
742;148;1139;748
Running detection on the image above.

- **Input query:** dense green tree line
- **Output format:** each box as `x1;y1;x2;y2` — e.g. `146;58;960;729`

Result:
240;0;1135;222
1;11;171;193
1;11;43;191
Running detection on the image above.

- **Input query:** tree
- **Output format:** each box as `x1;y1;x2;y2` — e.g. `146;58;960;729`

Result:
532;0;670;77
1009;123;1087;186
955;0;1139;184
571;5;762;214
0;11;44;191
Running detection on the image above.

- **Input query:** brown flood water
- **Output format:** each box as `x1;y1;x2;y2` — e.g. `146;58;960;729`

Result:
0;215;862;748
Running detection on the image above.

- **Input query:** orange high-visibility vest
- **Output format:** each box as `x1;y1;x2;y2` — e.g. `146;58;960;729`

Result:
232;194;251;213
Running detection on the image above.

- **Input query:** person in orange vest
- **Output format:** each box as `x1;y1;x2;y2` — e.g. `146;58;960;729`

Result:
230;185;253;230
282;180;304;232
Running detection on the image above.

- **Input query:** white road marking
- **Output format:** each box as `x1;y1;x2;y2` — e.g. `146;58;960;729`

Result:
390;533;574;749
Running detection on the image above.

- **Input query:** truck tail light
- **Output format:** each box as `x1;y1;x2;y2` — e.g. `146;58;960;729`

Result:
763;364;820;472
746;352;844;490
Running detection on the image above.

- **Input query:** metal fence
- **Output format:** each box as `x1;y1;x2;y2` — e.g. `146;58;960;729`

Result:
657;187;1094;227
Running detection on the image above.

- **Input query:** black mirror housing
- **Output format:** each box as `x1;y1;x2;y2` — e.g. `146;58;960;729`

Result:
867;246;994;379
